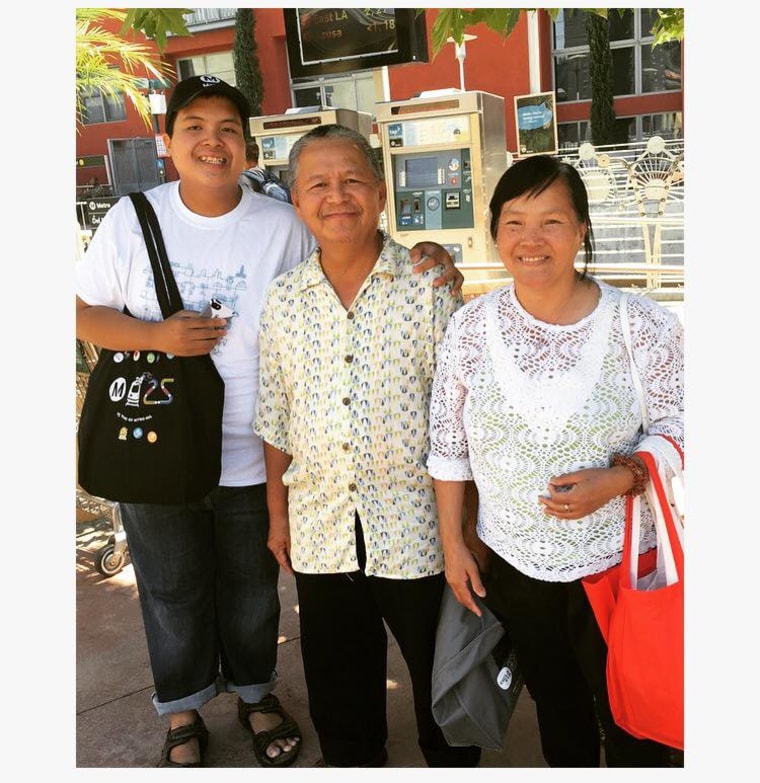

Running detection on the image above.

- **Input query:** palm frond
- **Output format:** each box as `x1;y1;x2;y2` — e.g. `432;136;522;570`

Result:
75;9;173;133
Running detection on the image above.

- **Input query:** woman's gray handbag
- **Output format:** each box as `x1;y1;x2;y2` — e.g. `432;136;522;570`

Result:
431;585;524;751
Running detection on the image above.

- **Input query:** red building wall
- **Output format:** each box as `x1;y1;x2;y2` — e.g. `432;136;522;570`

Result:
249;9;292;114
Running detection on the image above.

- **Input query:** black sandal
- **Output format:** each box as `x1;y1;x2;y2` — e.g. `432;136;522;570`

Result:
237;694;302;768
157;713;209;767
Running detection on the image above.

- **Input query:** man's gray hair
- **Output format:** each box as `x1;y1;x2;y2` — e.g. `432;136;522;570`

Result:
288;124;384;187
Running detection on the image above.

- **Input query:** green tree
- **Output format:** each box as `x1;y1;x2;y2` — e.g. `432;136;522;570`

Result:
121;8;192;51
76;8;185;133
647;9;684;44
586;12;623;145
233;8;264;119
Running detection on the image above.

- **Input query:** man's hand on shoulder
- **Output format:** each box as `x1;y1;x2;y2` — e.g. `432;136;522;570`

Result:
409;242;464;296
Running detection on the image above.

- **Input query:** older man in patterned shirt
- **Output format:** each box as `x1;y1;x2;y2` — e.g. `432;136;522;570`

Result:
254;125;480;769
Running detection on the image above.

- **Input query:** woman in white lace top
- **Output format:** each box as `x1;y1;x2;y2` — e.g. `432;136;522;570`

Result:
428;155;683;767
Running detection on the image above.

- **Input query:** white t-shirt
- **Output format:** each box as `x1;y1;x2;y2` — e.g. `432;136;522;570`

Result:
75;181;315;486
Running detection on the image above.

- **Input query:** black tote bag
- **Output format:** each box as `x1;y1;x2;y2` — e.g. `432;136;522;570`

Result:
77;192;224;504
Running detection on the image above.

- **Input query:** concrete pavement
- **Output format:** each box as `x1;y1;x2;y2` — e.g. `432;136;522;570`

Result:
76;513;547;769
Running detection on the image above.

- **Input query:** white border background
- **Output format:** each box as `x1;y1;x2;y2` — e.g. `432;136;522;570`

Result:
3;2;752;777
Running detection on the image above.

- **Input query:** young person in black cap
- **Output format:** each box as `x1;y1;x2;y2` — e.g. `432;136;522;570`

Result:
75;74;464;768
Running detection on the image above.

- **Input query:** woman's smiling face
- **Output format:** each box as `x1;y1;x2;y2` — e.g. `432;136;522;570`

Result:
495;179;587;288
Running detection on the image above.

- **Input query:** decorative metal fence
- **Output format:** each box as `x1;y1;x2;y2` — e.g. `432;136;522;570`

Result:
562;136;684;291
461;136;684;298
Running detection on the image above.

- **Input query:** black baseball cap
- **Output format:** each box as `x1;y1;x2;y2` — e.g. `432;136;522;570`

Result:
165;75;250;136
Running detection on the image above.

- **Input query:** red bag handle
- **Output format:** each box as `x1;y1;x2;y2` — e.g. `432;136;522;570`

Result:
621;448;684;590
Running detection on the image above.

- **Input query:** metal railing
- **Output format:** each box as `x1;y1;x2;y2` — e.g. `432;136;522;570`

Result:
182;8;236;29
462;137;684;298
573;138;683;291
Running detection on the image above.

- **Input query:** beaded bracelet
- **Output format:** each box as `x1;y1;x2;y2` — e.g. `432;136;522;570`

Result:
610;453;649;497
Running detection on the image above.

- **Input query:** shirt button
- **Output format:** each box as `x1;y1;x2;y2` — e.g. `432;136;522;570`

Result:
345;354;353;363
347;311;355;320
342;397;351;406
348;482;357;492
342;442;350;451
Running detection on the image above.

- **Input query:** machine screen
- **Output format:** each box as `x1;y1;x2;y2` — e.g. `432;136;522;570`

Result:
405;157;441;188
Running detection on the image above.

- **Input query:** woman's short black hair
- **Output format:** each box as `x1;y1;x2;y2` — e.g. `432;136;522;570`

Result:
488;155;594;275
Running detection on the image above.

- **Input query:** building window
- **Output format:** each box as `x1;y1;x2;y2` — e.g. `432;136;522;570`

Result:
559;111;683;150
641;42;682;93
291;72;376;119
177;51;236;85
81;89;127;125
557;118;632;148
641;111;683;140
553;9;681;103
558;121;591;150
554;53;591;102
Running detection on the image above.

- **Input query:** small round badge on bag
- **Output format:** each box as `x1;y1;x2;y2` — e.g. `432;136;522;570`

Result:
497;665;514;690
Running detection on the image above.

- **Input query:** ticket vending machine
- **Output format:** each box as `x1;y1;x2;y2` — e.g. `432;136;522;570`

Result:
249;108;373;187
375;91;508;291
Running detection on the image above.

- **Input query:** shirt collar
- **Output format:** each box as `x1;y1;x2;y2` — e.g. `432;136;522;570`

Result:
297;231;396;291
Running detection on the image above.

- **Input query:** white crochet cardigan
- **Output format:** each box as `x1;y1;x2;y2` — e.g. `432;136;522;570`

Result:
428;279;684;582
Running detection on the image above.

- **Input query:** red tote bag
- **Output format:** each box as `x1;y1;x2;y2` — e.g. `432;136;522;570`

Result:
584;439;684;751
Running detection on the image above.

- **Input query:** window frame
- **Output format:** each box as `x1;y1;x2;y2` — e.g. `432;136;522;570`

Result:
558;111;683;149
80;88;128;126
176;51;237;86
552;9;682;105
290;71;377;119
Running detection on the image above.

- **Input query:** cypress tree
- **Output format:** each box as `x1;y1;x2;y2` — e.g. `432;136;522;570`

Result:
586;12;624;146
233;8;263;121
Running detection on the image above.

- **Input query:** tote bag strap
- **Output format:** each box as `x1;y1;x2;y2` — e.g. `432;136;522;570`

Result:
620;292;649;433
128;191;184;318
623;449;684;589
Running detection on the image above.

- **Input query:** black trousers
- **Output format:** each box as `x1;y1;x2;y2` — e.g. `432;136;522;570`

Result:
293;516;481;768
483;553;679;767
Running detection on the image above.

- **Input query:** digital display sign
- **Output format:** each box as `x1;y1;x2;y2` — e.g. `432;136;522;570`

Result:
298;8;398;64
284;8;429;78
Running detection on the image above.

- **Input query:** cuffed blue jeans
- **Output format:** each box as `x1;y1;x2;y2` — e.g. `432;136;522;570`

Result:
120;483;280;717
